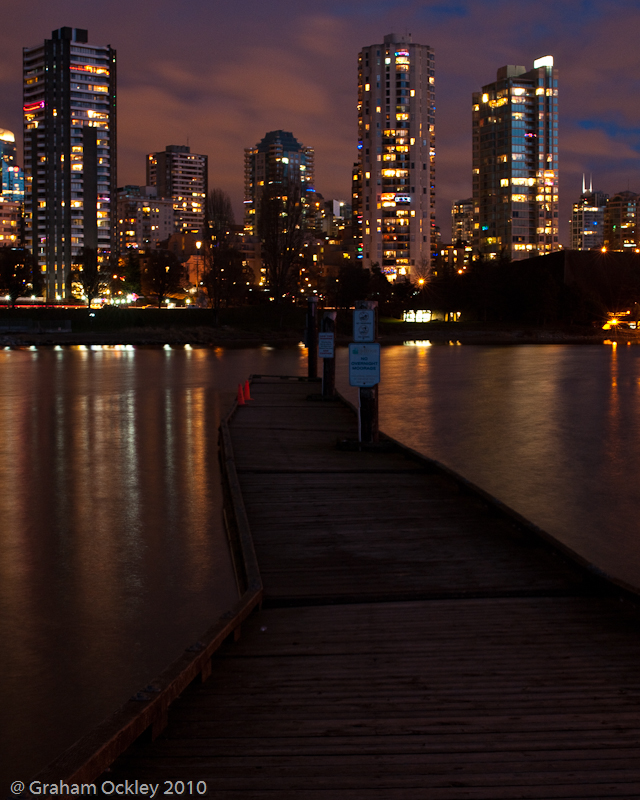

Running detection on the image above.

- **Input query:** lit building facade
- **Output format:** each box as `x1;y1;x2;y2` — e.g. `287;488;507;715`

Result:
23;27;117;299
472;57;558;261
243;130;315;284
116;185;174;254
603;191;639;251
0;200;21;246
357;33;435;280
147;145;207;236
244;130;315;234
0;129;25;203
571;179;608;250
451;198;473;245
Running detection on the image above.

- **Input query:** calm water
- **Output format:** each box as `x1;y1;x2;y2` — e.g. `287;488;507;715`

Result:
2;341;640;790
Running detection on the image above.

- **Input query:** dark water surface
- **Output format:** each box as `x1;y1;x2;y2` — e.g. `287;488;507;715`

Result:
3;341;640;790
0;345;306;791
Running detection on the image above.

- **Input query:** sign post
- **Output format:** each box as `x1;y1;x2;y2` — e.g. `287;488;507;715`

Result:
349;300;379;444
319;310;336;399
306;296;318;379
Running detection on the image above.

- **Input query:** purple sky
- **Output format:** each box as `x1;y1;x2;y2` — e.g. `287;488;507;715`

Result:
2;0;640;245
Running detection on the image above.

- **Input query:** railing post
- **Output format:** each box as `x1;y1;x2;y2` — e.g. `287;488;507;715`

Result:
321;310;336;399
307;296;318;379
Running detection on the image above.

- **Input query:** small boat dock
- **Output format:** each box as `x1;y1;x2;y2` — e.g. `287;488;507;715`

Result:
39;376;640;798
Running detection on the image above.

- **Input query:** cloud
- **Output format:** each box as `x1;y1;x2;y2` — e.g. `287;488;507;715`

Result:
3;0;640;241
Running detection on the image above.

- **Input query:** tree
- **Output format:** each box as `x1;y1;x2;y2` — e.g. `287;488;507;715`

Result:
120;248;142;295
207;189;235;245
69;247;110;306
334;264;371;307
258;181;304;301
201;242;252;312
141;249;184;308
0;247;41;307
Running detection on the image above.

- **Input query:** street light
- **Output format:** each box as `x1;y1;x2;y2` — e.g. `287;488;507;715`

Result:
195;240;202;289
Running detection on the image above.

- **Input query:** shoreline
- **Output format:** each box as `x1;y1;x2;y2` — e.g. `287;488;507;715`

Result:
0;324;625;347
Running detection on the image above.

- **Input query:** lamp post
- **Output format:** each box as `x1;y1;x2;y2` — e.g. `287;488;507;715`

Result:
195;240;202;290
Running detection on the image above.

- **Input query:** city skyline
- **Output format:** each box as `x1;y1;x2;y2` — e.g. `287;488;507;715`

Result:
1;1;640;247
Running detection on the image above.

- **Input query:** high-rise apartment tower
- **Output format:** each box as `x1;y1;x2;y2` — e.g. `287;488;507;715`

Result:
603;191;639;252
451;198;474;245
571;177;608;250
472;57;558;261
23;27;116;299
243;130;315;284
146;145;207;236
244;130;315;235
357;33;435;279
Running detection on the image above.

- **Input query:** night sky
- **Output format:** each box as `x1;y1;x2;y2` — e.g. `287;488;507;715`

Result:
2;0;640;246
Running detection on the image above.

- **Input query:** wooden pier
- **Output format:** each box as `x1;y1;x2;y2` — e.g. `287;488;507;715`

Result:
64;377;640;796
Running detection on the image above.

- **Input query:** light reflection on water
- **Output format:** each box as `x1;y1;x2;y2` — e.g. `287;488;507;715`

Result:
338;342;640;591
0;345;306;791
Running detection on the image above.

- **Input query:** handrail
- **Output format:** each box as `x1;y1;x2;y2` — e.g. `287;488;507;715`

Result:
29;388;263;787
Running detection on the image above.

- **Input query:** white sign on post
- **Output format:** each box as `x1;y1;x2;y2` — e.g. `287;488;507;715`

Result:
353;308;375;342
349;343;381;387
318;332;334;359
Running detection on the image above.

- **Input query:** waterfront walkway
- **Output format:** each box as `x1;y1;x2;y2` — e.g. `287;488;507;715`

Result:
107;377;640;798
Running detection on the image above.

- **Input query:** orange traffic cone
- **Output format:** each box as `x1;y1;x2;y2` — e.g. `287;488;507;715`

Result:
237;384;245;406
244;380;252;401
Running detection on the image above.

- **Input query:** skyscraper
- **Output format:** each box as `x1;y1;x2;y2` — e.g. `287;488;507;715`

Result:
243;130;315;285
146;145;207;236
571;178;608;250
451;198;474;245
603;191;639;251
244;130;315;234
23;27;117;299
472;57;558;261
357;33;435;280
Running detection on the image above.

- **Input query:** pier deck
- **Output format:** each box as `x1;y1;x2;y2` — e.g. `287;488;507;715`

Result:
108;377;640;798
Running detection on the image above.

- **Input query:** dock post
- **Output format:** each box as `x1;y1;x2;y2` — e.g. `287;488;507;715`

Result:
307;296;318;379
321;310;336;399
359;385;379;444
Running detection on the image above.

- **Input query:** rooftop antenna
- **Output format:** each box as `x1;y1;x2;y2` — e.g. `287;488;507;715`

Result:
590;173;593;193
582;173;586;194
